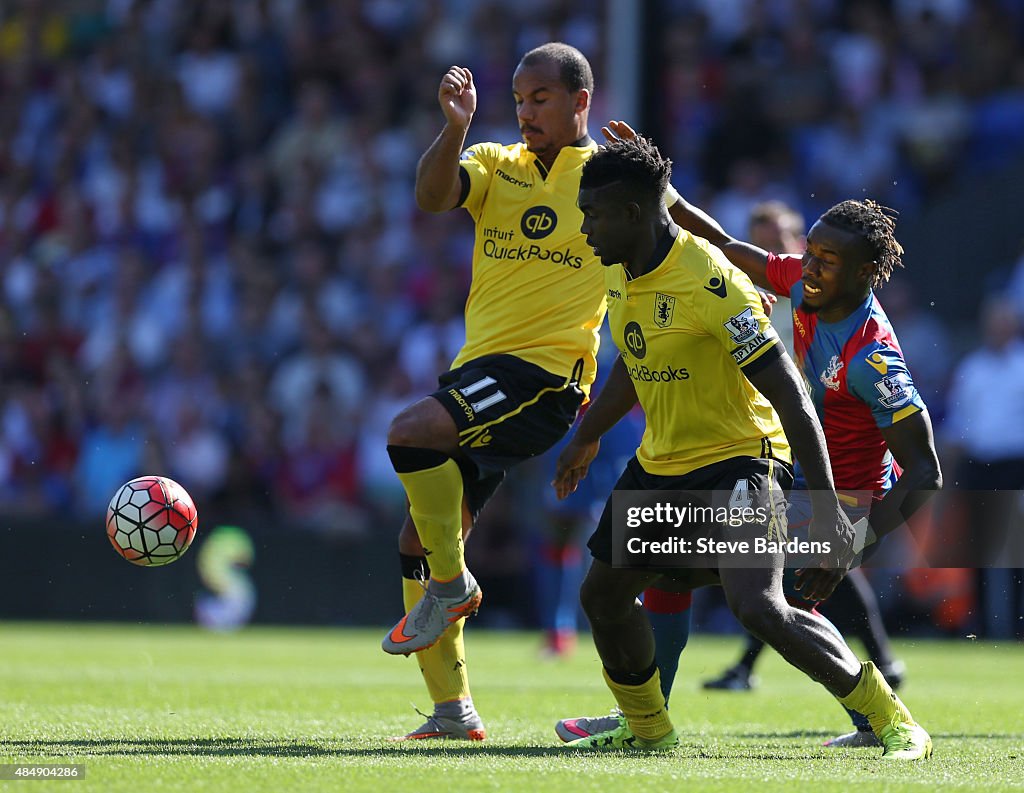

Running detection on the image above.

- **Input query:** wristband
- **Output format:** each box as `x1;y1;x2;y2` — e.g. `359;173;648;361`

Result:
851;517;877;555
664;185;682;208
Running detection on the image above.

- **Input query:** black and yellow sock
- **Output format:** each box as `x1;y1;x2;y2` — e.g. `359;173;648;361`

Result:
389;446;465;582
401;554;471;703
603;663;674;742
838;661;915;735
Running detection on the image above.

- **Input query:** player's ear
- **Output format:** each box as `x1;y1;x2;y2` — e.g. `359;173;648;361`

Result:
626;201;642;222
859;260;877;283
575;88;590;114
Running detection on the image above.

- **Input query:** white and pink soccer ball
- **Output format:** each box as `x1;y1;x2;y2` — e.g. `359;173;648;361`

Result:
106;476;198;566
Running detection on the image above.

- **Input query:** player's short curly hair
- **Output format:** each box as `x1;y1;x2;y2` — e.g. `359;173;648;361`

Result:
821;199;905;289
520;42;594;94
580;135;672;207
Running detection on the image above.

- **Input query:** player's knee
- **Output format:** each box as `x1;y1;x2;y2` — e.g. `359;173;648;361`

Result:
580;574;625;622
387;406;427;448
387;400;459;454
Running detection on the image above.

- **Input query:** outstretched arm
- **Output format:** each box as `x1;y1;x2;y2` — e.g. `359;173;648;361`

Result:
415;66;477;212
671;203;776;292
552;356;638;500
745;352;835;495
603;120;775;291
745;351;855;595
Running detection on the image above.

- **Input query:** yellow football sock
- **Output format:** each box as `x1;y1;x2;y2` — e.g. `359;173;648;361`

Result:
838;661;915;735
603;667;674;742
403;577;471;703
396;458;465;581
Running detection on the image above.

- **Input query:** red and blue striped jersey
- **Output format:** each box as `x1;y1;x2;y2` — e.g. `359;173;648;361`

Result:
766;253;926;494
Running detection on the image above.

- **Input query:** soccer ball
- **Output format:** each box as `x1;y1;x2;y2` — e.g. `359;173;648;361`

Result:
106;476;198;566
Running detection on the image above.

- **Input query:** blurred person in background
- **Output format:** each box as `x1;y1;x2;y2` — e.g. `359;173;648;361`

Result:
747;200;806;354
943;295;1024;639
875;276;952;415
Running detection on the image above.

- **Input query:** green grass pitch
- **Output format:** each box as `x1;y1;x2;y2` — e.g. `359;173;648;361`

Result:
1;622;1022;792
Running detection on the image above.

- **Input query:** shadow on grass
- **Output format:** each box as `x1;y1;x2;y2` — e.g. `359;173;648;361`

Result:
741;731;1022;741
2;738;566;759
4;732;1013;761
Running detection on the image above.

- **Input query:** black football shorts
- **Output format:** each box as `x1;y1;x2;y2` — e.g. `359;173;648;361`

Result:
432;354;584;517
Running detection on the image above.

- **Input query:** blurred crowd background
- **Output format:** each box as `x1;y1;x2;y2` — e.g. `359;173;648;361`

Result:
2;0;1023;638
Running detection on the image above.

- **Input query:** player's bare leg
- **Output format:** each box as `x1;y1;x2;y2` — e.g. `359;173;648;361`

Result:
554;572;703;743
580;562;663;671
718;561;931;759
719;561;861;692
563;560;678;750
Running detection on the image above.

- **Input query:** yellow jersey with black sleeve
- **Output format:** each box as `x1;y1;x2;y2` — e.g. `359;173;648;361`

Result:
452;138;604;394
605;227;792;476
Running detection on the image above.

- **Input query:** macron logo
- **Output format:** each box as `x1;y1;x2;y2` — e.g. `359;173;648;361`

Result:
497;169;532;189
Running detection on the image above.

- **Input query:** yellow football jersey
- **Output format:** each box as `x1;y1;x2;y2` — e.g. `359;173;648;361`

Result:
452;139;605;392
605;229;791;476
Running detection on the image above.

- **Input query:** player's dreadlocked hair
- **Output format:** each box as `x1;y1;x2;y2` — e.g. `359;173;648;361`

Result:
820;199;905;289
520;42;594;94
580;134;672;208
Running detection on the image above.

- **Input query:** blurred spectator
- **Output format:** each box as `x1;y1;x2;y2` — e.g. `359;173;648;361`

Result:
943;296;1024;638
268;80;350;195
804;102;899;207
266;237;361;344
73;391;146;516
747;199;804;355
175;20;241;119
276;381;368;538
355;365;417;522
944;296;1024;473
892;65;971;198
762;18;835;128
268;310;365;448
829;2;889;109
396;274;465;392
708;159;799;239
166;401;231;502
877;276;952;413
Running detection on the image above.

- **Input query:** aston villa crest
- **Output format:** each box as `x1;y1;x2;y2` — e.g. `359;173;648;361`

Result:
655;293;676;328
